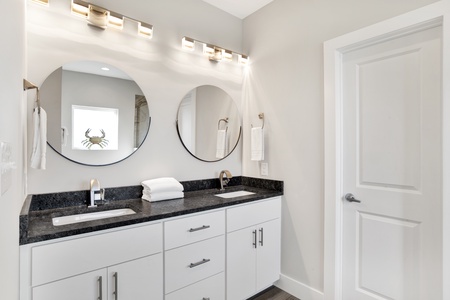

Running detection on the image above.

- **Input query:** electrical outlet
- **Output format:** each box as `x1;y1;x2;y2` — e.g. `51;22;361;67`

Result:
261;162;269;176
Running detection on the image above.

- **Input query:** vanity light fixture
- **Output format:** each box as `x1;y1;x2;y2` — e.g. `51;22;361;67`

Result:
138;22;153;39
70;0;153;38
203;44;215;56
32;0;49;6
238;54;249;66
182;37;195;51
181;36;249;66
87;4;109;29
108;11;124;30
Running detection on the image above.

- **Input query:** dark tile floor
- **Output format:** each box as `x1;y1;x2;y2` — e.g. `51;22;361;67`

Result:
249;286;300;300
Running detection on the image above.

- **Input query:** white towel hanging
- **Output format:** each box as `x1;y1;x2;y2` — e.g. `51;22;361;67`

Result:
251;127;264;161
30;107;47;169
216;129;228;159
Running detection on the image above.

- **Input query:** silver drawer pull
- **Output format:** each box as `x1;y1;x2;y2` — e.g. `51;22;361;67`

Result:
202;298;210;300
113;272;118;300
97;276;103;300
188;225;210;232
189;258;211;268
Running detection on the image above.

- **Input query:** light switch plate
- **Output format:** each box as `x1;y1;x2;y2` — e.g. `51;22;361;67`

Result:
261;162;269;176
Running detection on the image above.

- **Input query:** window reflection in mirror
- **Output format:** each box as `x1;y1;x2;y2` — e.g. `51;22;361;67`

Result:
71;105;118;150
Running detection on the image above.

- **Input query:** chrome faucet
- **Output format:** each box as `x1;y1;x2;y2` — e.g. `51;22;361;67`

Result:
88;179;104;208
219;170;232;191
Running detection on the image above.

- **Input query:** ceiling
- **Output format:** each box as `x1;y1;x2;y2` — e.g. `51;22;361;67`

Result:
202;0;274;19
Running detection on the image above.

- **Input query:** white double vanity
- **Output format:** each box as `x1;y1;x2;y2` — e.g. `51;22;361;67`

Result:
20;195;281;300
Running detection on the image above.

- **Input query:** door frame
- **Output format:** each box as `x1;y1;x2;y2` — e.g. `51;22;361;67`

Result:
323;2;450;299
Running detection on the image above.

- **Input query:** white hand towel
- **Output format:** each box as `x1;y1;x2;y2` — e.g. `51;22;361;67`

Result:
142;191;184;202
30;107;47;170
215;129;227;159
141;177;184;193
251;127;264;161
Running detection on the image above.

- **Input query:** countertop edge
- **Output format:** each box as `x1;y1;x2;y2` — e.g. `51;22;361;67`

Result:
20;182;283;245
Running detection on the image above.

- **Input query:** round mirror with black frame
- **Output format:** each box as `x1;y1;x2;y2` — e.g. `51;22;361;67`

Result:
176;85;241;162
40;61;151;166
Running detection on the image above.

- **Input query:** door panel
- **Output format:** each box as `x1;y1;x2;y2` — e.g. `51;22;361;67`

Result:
358;212;420;299
342;25;442;300
358;50;421;191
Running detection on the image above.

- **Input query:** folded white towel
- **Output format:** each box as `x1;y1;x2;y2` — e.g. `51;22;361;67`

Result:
141;177;184;193
142;191;184;202
215;129;228;159
251;127;264;161
30;107;47;170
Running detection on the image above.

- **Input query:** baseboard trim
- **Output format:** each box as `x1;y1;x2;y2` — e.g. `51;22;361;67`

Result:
275;273;324;300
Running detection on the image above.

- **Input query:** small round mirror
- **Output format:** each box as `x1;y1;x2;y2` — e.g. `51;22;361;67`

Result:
176;85;241;162
41;61;150;166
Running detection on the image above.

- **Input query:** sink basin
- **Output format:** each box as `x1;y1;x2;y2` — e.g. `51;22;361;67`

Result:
214;191;256;198
52;208;136;226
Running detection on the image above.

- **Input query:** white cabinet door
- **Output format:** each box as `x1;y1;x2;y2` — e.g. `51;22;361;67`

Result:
256;218;281;291
33;269;107;300
227;227;257;300
227;218;281;300
108;254;163;300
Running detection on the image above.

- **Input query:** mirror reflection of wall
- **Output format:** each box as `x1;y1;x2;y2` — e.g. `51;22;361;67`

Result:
134;95;149;149
40;61;150;166
177;85;241;162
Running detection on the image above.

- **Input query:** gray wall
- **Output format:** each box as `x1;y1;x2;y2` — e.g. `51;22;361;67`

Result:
26;0;244;193
0;0;25;298
241;0;438;297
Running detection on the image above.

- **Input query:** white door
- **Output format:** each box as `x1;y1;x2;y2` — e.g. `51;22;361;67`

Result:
342;25;442;300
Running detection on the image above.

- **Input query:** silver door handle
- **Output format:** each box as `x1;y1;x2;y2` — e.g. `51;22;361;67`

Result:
344;193;361;203
253;229;257;248
97;276;103;300
113;272;118;300
259;228;264;246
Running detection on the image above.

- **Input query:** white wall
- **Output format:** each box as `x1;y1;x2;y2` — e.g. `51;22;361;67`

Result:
0;0;25;298
241;0;438;298
26;0;245;194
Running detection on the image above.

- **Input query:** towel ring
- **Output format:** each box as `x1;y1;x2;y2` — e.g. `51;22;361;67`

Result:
23;79;41;113
218;117;229;130
251;113;264;129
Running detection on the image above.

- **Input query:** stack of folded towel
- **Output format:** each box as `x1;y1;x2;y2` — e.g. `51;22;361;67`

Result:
141;177;184;202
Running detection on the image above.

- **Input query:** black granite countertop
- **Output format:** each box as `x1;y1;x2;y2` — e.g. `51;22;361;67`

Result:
20;177;283;245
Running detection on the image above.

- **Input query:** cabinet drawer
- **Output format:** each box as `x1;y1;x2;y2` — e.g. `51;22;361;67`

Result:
32;269;107;300
165;235;225;294
227;197;281;232
164;210;225;250
165;272;225;300
32;223;162;286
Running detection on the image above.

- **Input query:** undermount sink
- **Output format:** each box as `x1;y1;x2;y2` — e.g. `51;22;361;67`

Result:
52;208;136;226
214;190;256;198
